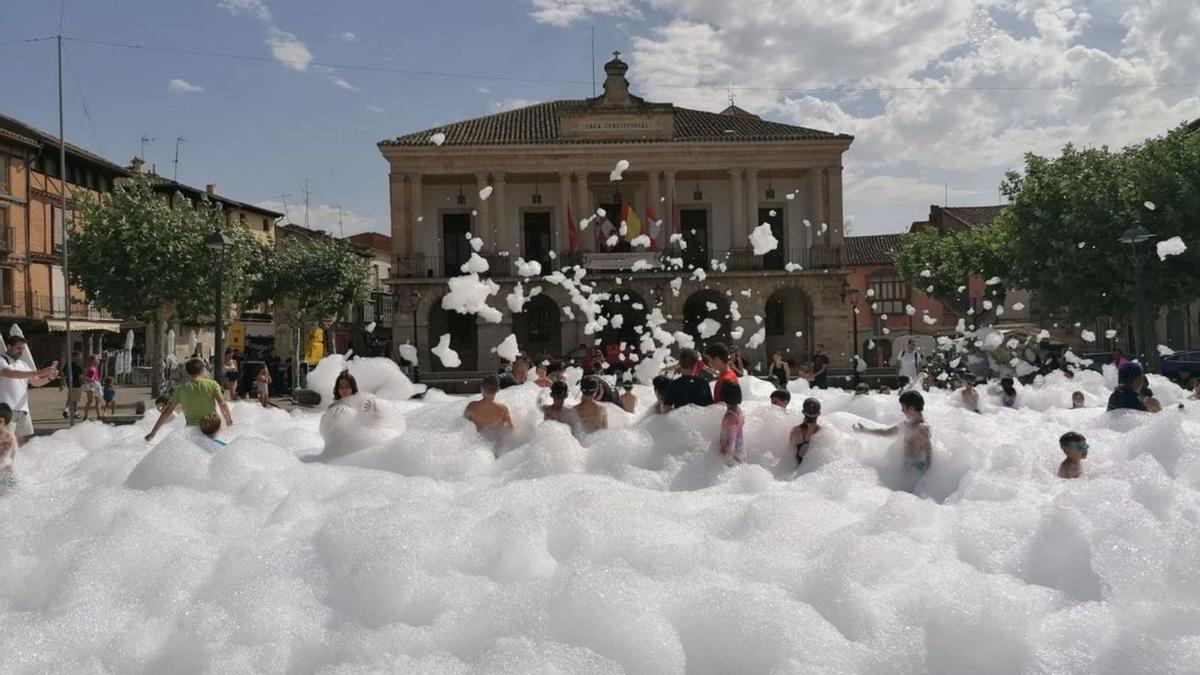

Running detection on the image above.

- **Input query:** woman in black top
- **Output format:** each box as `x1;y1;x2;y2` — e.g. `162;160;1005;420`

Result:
770;352;790;389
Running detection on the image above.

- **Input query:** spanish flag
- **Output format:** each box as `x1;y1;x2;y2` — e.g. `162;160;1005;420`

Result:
620;201;642;240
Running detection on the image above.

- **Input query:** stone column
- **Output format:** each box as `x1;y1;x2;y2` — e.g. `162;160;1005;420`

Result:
576;171;593;251
745;168;759;240
663;170;677;237
406;172;422;259
389;172;409;259
558;172;573;253
808;168;827;247
647;169;661;247
493;172;511;254
729;168;744;252
827;165;844;248
475;172;491;249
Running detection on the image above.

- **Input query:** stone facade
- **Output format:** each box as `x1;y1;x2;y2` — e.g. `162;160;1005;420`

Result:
379;55;855;374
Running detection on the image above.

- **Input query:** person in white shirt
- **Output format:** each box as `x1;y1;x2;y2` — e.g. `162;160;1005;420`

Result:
0;336;59;445
896;338;921;387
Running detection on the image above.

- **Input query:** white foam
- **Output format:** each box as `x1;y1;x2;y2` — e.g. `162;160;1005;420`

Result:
2;370;1199;673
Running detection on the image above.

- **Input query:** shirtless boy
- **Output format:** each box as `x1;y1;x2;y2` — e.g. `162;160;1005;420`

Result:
854;390;933;475
574;376;609;434
542;380;574;424
464;374;513;440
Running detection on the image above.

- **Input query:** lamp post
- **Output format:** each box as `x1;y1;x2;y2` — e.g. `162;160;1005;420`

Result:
1119;224;1156;361
841;281;861;360
205;227;232;383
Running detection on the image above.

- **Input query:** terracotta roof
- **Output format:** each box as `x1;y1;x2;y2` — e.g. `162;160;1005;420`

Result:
0;127;41;150
380;100;849;147
940;205;1005;230
845;234;907;266
0;113;128;174
130;174;282;218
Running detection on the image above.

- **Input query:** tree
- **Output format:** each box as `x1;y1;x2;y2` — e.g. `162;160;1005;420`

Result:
997;125;1200;350
893;225;1010;319
254;234;371;380
72;179;265;395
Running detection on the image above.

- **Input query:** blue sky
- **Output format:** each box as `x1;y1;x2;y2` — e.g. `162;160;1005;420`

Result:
2;0;1196;237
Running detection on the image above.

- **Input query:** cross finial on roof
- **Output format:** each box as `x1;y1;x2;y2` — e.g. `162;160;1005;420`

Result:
728;88;735;107
612;50;621;59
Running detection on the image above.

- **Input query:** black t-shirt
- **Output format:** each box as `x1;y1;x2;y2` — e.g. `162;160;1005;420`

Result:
66;362;84;387
665;375;714;409
1106;385;1146;412
810;353;830;385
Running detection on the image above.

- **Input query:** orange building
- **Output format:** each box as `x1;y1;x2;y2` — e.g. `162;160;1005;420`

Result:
0;113;126;361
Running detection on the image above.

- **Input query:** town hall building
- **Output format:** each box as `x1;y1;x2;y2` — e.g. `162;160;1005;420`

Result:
379;53;855;375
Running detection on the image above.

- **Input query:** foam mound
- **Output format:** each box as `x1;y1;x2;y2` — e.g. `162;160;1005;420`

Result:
1;371;1199;673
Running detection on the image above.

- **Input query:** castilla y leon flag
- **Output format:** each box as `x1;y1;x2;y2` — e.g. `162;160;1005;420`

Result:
620;201;642;240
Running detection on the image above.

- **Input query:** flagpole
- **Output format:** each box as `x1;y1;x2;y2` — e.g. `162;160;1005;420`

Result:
59;33;74;427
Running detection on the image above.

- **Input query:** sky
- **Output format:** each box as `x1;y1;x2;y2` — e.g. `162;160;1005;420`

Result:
1;0;1196;238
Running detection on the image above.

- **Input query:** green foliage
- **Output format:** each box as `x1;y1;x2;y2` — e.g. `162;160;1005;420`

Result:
254;234;372;331
894;226;1010;316
70;179;266;322
998;126;1200;321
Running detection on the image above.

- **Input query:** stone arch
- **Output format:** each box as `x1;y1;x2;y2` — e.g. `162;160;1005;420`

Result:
513;294;562;361
598;289;649;349
683;288;732;349
429;297;479;371
764;286;813;362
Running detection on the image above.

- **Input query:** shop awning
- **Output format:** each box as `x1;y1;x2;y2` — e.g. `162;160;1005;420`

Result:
46;319;122;334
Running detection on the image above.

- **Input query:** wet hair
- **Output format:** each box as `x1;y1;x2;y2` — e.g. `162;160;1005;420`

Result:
103;376;115;386
6;336;26;346
1000;377;1016;397
719;380;742;406
1118;362;1143;385
1071;390;1084;400
770;389;791;404
0;402;11;425
184;358;207;376
704;342;730;362
1059;431;1085;449
677;348;700;370
854;383;870;395
1142;387;1154;398
580;376;600;395
333;371;358;400
622;380;634;391
550;380;568;399
481;374;501;394
199;413;221;438
652;375;670;396
512;359;529;372
802;397;821;419
899;390;925;412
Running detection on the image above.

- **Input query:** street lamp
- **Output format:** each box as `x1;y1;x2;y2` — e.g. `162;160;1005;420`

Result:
205;227;232;383
1119;224;1156;361
842;281;861;358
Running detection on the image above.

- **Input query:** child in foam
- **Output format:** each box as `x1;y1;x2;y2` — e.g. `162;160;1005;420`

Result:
0;403;17;495
717;380;746;466
789;398;822;465
145;358;234;442
854;390;933;475
573;376;608;435
464;374;514;442
199;413;227;452
542;380;574;426
1058;431;1087;478
618;381;638;413
1071;391;1085;409
770;389;791;409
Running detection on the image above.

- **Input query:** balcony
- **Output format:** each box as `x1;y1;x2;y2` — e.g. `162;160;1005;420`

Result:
30;294;115;321
393;246;842;280
0;224;12;253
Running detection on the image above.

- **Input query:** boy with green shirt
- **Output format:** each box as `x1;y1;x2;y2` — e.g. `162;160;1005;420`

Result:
145;358;234;441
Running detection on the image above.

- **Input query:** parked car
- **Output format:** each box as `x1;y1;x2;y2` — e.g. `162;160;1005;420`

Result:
1161;350;1200;386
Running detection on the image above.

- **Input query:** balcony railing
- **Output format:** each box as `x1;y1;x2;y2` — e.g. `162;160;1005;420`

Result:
0;224;12;252
30;293;115;320
393;246;842;280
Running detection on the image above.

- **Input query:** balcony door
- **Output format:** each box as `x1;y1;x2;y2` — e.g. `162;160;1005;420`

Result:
758;207;785;270
680;209;708;271
442;212;472;276
523;211;552;270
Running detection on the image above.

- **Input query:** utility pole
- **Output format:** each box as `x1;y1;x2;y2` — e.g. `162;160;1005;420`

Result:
139;135;155;160
58;33;74;426
337;205;345;237
301;180;316;229
173;136;189;181
268;193;292;222
590;27;596;97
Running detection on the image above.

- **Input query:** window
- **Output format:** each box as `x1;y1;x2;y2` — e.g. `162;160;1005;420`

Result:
52;206;73;250
0;155;9;194
261;217;269;232
0;207;8;250
2;268;15;307
869;270;910;316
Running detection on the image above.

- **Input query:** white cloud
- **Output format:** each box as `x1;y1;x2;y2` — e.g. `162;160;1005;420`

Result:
167;78;204;95
529;0;640;26
218;0;270;21
257;201;385;237
366;105;385;113
547;0;1200;233
265;27;314;71
337;31;359;42
491;98;541;112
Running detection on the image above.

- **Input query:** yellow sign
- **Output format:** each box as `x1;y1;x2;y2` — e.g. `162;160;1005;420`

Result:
305;328;325;364
227;323;247;350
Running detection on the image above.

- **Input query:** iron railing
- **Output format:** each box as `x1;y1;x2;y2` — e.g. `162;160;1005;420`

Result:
393;246;842;280
29;293;115;320
0;224;12;252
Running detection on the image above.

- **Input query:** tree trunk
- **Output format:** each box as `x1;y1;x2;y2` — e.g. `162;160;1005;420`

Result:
147;315;163;398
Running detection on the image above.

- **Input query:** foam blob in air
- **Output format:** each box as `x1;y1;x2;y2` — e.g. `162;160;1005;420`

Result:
748;223;779;255
1157;236;1186;261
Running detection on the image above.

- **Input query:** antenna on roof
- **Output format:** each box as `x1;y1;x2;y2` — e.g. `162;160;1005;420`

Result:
728;88;735;107
302;179;316;228
173;136;189;181
590;27;596;97
944;181;948;207
269;193;292;221
336;205;345;237
139;135;155;161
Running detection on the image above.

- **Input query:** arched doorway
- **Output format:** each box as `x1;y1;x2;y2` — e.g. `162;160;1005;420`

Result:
597;290;648;369
764;287;812;363
429;299;479;371
513;294;562;361
683;289;732;349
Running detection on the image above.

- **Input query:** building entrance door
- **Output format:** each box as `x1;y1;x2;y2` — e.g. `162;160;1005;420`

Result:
680;209;708;270
442;212;472;276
